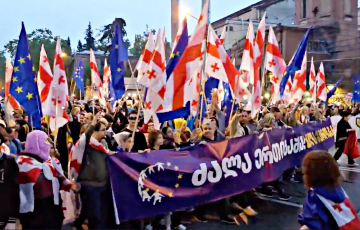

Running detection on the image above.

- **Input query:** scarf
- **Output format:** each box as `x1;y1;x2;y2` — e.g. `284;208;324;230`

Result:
69;133;108;180
17;155;72;213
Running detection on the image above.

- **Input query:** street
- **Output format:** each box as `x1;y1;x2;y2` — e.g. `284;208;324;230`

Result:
182;144;360;229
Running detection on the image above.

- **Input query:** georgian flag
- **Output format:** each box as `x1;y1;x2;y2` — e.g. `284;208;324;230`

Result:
316;192;360;229
309;57;317;102
316;62;327;102
43;38;69;130
219;25;226;45
90;49;106;106
102;59;111;98
37;44;53;107
292;52;307;103
136;32;155;83
265;26;287;104
163;0;209;116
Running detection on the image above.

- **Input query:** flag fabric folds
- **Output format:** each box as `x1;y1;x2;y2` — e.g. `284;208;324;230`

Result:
157;17;190;123
110;22;128;100
280;28;310;97
353;75;360;103
316;62;326;102
163;0;209;116
136;32;155;80
265;26;287;104
90;49;106;106
291;52;307;103
327;76;344;100
103;59;111;98
37;44;53;107
72;58;85;94
309;57;317;102
45;37;69;130
9;22;42;129
5;59;20;112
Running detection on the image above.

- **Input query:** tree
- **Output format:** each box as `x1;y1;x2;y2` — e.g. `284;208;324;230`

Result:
67;36;71;48
4;28;72;80
77;40;83;52
129;29;156;57
84;22;95;51
99;18;127;45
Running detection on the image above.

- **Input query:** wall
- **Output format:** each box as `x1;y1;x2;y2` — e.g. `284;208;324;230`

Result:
212;0;295;50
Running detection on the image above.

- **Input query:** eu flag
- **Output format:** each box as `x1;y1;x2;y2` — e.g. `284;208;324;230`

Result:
280;28;310;97
110;21;128;100
10;22;42;129
353;75;360;103
327;76;344;100
157;18;190;123
73;58;85;93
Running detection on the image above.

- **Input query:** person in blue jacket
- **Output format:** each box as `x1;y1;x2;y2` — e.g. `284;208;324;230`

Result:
298;150;359;229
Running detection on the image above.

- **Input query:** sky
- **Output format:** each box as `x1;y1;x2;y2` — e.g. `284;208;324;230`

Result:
0;0;259;55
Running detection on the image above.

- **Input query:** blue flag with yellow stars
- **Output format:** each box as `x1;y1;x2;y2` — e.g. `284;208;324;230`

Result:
10;22;42;129
110;21;128;100
157;17;190;123
72;58;85;93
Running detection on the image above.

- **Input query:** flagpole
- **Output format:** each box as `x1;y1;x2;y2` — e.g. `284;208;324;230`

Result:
198;2;210;127
126;59;144;111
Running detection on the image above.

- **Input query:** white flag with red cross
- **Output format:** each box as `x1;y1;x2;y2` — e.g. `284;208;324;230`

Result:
316;62;327;102
309;57;317;102
43;38;69;130
265;26;287;103
103;59;111;98
136;32;156;84
292;52;307;103
163;0;209;116
37;44;53;113
90;49;106;106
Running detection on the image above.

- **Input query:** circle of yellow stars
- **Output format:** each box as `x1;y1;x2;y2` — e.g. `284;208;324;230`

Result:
145;162;183;199
12;53;36;101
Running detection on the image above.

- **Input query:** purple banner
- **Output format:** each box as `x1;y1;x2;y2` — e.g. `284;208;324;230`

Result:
108;119;334;221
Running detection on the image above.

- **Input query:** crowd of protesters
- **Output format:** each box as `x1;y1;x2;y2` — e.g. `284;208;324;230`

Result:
0;92;359;230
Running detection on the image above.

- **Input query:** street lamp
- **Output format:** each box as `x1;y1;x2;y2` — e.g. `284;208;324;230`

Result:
61;52;67;58
243;95;248;100
264;93;270;99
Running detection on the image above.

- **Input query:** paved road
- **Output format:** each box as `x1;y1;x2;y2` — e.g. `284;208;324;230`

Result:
62;145;360;230
182;144;360;230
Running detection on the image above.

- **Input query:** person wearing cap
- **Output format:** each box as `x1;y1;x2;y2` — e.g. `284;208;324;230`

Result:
333;110;358;166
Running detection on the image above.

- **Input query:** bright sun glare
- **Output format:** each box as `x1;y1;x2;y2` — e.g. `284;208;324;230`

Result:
179;5;189;20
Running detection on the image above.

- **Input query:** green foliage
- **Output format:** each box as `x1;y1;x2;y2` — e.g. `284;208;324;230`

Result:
98;18;129;54
77;40;83;52
84;22;95;51
3;28;72;81
129;29;156;57
164;37;172;61
129;34;147;57
67;36;71;48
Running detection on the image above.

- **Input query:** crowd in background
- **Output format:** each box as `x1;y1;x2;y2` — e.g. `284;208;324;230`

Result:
0;92;359;230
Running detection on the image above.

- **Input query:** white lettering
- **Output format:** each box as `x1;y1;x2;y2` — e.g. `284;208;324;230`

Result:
242;153;252;174
254;148;262;169
222;155;241;178
191;163;208;186
207;161;222;183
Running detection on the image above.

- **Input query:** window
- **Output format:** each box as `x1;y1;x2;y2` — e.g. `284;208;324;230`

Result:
215;30;218;35
302;0;307;18
229;26;233;32
344;0;351;16
226;26;228;32
321;0;331;15
307;40;328;53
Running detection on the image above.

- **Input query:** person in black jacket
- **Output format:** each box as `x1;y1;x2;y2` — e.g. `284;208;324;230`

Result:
333;110;357;166
0;152;19;229
121;110;147;152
